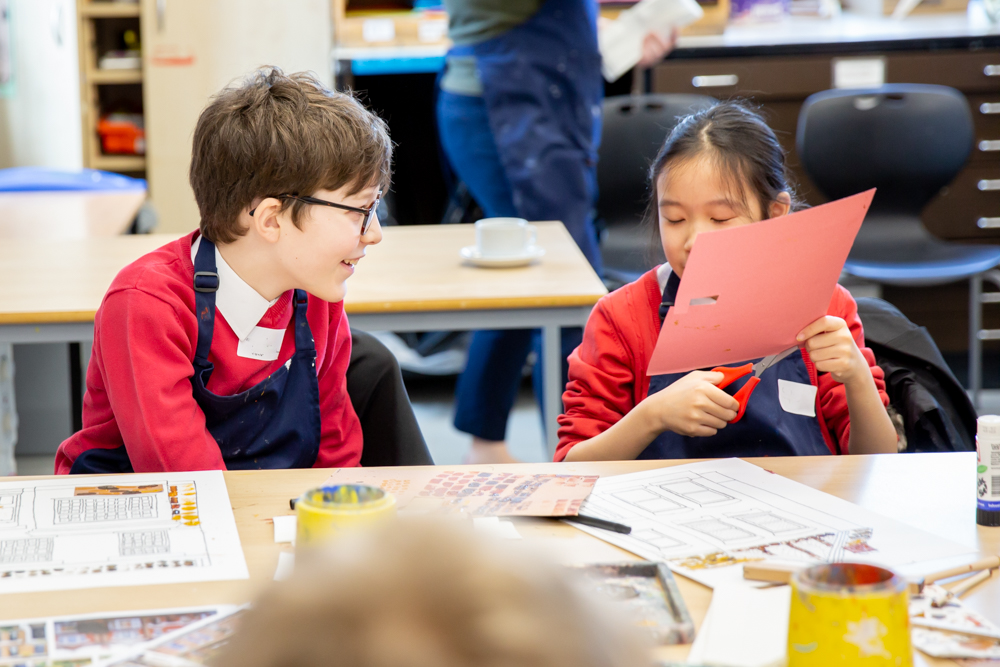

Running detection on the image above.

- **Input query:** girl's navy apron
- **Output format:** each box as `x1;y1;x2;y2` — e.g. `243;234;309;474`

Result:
70;236;321;473
639;271;831;459
452;0;604;272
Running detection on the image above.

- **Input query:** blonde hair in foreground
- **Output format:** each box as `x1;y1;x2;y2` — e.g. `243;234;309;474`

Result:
215;520;651;667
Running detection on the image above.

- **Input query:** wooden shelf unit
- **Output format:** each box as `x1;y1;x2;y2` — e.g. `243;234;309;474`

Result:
77;1;146;176
86;68;142;84
79;2;140;18
89;154;146;172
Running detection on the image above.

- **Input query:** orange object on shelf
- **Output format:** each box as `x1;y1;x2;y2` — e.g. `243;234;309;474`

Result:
97;113;145;155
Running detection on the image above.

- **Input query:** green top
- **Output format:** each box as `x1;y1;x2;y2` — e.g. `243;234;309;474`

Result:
440;0;543;96
442;0;543;46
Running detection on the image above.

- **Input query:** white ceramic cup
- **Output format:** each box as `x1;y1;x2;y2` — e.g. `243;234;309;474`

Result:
475;218;536;258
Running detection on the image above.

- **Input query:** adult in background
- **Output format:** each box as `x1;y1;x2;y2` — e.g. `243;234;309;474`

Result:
437;0;675;462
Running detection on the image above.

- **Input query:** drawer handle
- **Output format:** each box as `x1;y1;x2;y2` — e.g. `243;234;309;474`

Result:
692;74;739;88
980;140;1000;152
987;65;1000;77
982;103;1000;115
980;179;1000;191
979;217;1000;229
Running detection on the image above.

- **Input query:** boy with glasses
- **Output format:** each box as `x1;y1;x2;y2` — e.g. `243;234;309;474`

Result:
55;67;417;473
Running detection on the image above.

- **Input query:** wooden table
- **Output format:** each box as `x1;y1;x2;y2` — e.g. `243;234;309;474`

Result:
0;222;607;454
0;191;146;239
1;453;994;666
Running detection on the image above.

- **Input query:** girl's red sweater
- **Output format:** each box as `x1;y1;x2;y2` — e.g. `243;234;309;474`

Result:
555;268;889;462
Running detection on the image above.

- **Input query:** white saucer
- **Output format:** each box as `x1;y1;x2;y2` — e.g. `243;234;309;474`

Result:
460;245;545;268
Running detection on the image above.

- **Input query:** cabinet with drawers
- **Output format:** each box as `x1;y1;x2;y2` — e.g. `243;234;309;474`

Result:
652;41;1000;243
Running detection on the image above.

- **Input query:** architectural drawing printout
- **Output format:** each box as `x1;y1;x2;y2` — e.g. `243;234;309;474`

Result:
0;605;234;667
325;468;597;516
102;606;250;667
0;471;248;594
572;459;976;589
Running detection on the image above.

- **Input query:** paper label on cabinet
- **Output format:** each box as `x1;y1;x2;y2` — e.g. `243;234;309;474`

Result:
418;19;448;42
832;57;885;89
363;18;396;43
778;379;817;417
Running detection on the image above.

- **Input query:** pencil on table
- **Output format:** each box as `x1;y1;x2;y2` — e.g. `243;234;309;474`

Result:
919;555;1000;590
944;567;992;598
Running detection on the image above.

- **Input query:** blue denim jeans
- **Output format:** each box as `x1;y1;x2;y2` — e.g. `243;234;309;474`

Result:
437;90;582;441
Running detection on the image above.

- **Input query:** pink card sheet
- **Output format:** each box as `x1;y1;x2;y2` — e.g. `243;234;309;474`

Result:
647;189;874;375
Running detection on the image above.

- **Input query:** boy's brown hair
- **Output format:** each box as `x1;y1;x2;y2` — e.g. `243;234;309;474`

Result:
215;520;651;667
190;66;392;244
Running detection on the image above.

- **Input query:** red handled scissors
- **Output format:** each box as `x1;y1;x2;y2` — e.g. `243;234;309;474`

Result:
711;347;797;424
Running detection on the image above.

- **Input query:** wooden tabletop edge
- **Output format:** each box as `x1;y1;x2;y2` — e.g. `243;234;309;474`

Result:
344;294;606;313
0;311;97;325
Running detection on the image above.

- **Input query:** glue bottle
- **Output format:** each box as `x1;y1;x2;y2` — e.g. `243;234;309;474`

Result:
977;415;1000;527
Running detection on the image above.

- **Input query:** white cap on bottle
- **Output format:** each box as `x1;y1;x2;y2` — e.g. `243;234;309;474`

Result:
977;415;1000;438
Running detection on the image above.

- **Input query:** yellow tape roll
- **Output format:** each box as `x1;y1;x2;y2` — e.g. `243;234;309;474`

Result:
295;484;396;546
788;563;912;666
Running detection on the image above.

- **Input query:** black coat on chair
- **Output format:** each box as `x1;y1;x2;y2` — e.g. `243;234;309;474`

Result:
856;297;976;453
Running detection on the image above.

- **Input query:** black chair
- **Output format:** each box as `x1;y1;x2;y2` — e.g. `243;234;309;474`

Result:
349;330;434;467
597;94;715;287
856;297;976;452
797;84;1000;408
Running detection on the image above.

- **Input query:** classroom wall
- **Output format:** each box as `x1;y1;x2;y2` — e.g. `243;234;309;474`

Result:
0;0;82;462
0;0;82;169
140;0;332;233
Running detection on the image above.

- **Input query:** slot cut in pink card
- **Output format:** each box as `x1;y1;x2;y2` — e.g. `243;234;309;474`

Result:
647;189;874;375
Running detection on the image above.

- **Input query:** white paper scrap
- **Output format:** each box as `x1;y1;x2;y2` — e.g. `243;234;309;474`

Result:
473;516;523;540
910;583;1000;641
273;514;297;544
0;470;249;594
689;584;791;667
570;458;976;590
598;0;703;82
912;628;1000;659
273;550;295;581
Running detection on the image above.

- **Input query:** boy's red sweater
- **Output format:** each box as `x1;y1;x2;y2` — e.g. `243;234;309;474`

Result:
55;232;362;474
555;268;889;462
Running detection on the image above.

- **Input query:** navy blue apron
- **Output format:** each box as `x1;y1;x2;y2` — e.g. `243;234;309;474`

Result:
639;271;831;459
460;0;604;272
71;236;322;473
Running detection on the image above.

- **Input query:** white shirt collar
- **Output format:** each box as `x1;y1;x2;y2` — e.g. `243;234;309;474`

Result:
656;263;673;294
191;236;279;342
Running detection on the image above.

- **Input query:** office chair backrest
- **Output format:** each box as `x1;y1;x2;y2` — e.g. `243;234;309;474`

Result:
597;94;716;224
797;85;973;218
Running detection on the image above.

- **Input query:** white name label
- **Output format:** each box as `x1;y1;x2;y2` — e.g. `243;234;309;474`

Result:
778;379;817;418
832;58;886;89
236;327;285;361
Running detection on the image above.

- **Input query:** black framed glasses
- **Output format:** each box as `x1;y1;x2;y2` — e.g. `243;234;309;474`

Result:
251;190;382;234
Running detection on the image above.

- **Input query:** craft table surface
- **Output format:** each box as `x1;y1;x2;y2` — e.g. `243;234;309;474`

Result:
0;191;146;240
1;453;995;667
0;221;606;324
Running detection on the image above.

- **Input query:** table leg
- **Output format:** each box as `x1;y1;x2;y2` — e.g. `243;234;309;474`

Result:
542;325;561;460
69;343;83;433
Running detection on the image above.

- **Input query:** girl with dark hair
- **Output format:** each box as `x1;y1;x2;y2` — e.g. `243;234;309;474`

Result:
554;102;898;462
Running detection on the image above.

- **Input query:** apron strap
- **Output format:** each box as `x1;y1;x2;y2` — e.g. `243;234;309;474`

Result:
291;289;315;352
192;236;220;366
659;270;681;324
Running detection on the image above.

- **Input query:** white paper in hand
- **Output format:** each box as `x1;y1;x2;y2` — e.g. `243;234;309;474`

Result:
599;0;704;82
